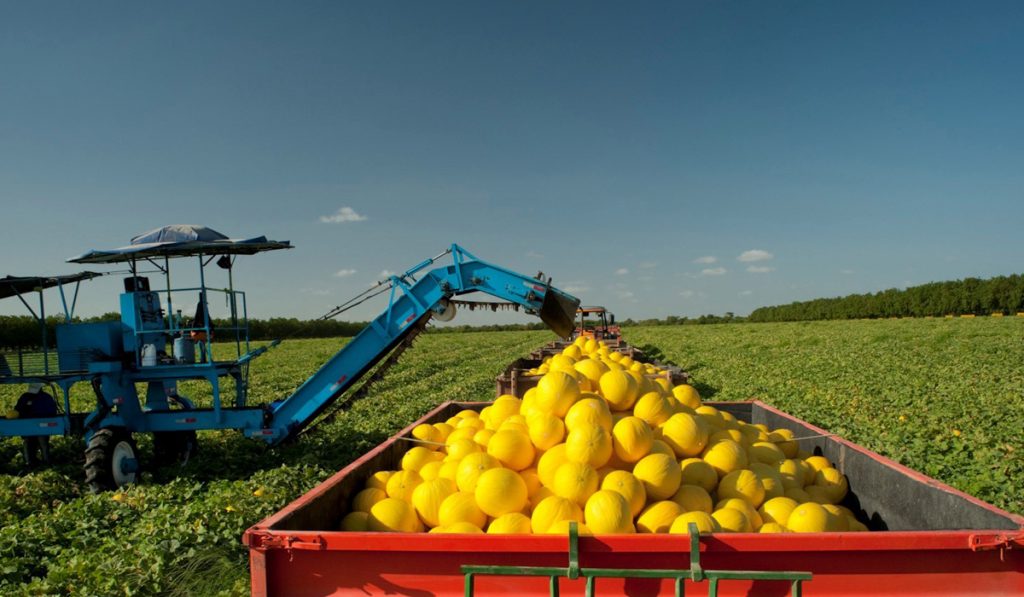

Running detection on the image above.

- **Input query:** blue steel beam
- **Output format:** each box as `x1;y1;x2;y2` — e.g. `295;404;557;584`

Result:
262;245;578;445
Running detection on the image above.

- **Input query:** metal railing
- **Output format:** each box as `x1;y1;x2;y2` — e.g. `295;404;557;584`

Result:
462;522;811;597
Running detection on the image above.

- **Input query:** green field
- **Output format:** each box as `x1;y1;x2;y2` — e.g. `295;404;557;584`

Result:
1;318;1021;594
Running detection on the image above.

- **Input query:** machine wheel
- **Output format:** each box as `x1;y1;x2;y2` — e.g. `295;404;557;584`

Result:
152;430;199;467
84;428;140;493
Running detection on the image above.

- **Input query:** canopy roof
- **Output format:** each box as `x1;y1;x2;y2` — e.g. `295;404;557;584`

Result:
0;272;103;301
68;225;292;264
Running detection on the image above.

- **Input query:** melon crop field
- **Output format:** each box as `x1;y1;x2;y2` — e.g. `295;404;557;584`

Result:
0;318;1021;595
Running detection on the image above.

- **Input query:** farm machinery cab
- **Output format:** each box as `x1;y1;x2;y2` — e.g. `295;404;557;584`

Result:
3;227;579;491
572;306;620;344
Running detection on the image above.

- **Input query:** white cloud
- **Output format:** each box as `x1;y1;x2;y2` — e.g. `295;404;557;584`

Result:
615;268;630;275
739;290;753;296
746;265;775;273
526;251;545;259
563;282;591;294
693;256;717;264
679;290;695;298
701;267;727;276
379;269;396;278
319;206;367;223
334;268;357;278
738;249;773;262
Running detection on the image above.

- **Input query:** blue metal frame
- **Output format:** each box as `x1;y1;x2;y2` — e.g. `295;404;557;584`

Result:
258;244;578;444
3;243;578;468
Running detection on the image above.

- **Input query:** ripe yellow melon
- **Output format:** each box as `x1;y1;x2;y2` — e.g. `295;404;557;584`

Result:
535;371;581;417
340;511;370;532
475;468;529;518
552;461;599;505
411;478;457;527
574;358;609;387
599;370;639;411
611;416;654;463
767;428;799;457
368;497;422;532
759;522;790;533
487;512;532;534
584;490;635;534
711;507;751;533
531;495;583;533
352;487;387;513
669;511;720;535
526;411;565;451
694;405;725;430
366;470;392;491
519;467;542;497
386;470;424;502
679;458;718;493
717;469;766;509
486;429;535;471
445;438;480;462
748;462;785;500
537;443;569;488
633;392;672;427
564;396;613;432
716;498;762;529
660;413;710;458
813;467;849;503
412;423;441;448
455;452;500;493
600;470;647;517
702;440;749;478
438;491;487;529
637;500;684;533
749;441;786;465
670;484;713;514
633;453;682;501
822;504;850;531
787;502;829;532
758;496;799;527
776;459;805;490
565;424;613;468
671;384;702;409
442;521;482;534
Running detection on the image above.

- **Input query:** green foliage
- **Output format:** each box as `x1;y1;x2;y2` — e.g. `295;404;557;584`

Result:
750;274;1024;321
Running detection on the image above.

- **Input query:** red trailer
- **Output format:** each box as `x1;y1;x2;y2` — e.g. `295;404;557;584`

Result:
244;401;1024;596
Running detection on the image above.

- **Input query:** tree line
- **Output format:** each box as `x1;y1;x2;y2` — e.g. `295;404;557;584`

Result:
749;274;1024;322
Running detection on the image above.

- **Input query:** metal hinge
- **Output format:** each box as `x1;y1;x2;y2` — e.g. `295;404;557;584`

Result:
969;532;1024;552
258;534;326;551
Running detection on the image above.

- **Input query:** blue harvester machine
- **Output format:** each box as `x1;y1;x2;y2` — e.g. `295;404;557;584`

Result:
0;226;579;491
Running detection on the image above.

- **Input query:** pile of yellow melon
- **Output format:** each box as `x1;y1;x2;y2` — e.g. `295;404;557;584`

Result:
340;338;866;535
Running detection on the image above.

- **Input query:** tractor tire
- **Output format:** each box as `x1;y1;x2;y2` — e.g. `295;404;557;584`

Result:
153;430;199;467
84;428;139;493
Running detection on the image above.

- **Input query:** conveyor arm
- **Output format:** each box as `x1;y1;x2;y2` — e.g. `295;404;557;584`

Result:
253;245;579;444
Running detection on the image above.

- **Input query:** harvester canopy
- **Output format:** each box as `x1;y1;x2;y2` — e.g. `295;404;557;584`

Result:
67;224;291;264
0;272;103;301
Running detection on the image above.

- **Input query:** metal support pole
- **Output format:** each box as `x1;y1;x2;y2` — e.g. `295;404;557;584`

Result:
164;256;175;333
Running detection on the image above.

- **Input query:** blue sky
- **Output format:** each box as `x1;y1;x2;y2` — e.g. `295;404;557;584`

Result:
2;2;1023;325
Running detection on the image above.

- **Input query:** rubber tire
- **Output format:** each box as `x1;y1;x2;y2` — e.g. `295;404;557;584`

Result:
84;428;138;493
152;430;198;467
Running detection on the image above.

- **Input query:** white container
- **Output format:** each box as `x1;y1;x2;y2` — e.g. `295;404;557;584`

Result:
173;337;196;364
141;344;158;367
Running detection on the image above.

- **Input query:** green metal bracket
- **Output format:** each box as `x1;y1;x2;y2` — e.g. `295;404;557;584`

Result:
461;523;812;597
